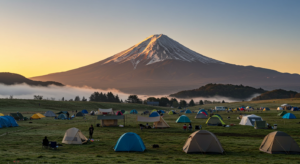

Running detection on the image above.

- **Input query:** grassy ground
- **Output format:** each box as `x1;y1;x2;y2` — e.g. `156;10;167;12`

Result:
0;99;300;164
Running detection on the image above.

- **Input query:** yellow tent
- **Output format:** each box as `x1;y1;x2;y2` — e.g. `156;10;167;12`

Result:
152;109;157;112
0;113;4;116
31;113;45;119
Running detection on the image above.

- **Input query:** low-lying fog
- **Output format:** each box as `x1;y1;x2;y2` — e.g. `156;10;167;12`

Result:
0;84;258;103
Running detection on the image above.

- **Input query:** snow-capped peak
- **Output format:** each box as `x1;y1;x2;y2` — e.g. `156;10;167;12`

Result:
104;34;223;69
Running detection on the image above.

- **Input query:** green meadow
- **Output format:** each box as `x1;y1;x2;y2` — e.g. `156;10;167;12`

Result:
0;99;300;164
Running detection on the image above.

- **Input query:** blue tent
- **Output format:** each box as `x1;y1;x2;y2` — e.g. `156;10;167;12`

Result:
198;109;208;115
149;112;160;117
157;110;165;114
178;106;182;109
58;114;67;119
3;116;18;127
0;117;9;128
114;132;146;152
282;113;297;119
82;109;88;114
130;109;138;114
180;110;185;113
291;107;299;111
176;115;191;123
185;109;192;114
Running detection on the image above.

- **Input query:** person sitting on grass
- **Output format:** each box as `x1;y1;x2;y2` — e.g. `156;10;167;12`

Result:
43;136;49;147
183;124;187;131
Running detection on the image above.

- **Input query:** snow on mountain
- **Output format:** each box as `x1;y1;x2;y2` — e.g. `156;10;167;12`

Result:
104;34;223;69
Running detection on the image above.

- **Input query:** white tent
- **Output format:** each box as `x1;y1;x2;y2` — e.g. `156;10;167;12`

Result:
281;104;290;107
62;128;88;144
239;114;263;126
137;116;170;128
277;107;283;110
98;108;114;115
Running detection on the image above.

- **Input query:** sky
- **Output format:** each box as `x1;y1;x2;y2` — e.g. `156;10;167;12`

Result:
0;0;299;77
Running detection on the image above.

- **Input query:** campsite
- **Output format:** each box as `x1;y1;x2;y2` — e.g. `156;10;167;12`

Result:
0;98;300;163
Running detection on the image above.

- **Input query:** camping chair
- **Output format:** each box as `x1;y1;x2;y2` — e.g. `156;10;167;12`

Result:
42;142;49;149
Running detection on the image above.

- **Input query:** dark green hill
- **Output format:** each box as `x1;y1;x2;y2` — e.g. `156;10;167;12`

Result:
0;72;64;87
170;83;266;99
252;89;298;101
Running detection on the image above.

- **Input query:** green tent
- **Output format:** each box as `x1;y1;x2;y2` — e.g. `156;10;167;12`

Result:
10;113;24;120
206;115;225;126
123;111;130;115
278;111;287;116
254;121;266;129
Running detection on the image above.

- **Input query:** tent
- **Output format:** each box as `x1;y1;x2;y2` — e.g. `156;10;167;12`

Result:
98;108;114;115
206;115;225;126
213;114;223;120
246;106;252;109
62;128;88;144
240;108;245;111
82;110;88;114
31;113;45;119
57;111;69;115
90;111;96;115
259;131;300;154
116;111;123;115
152;109;157;113
277;107;283;111
195;113;207;119
130;109;138;114
239;114;263;126
198;109;208;115
58;114;67;119
278;111;287;116
149;112;160;117
114;132;146;152
44;111;56;117
3;116;18;127
98;115;124;127
178;106;182;109
263;108;270;111
157;110;165;114
233;108;240;111
282;113;296;119
247;108;254;111
183;130;224;154
281;104;291;107
291;107;299;111
10;113;24;120
123;111;130;115
184;109;192;114
76;112;84;117
254;121;266;129
137;116;170;128
0;113;4;116
0;117;10;128
176;115;191;123
168;111;175;115
121;110;125;114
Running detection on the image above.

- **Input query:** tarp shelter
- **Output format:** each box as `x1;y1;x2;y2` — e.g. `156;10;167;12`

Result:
176;115;191;123
82;110;88;114
149;112;160;117
0;113;4;116
206;115;225;126
195;113;207;119
114;132;146;152
278;111;287;116
44;111;56;117
97;115;124;127
263;108;270;111
239;114;263;126
121;110;125;114
198;109;208;115
137;116;170;128
259;131;300;154
183;130;224;154
10;113;24;120
98;108;114;115
116;111;123;115
277;107;283;111
62;128;88;144
185;109;192;114
58;114;67;119
31;113;45;119
254;121;266;129
76;112;84;117
130;109;138;114
291;107;299;111
282;113;296;119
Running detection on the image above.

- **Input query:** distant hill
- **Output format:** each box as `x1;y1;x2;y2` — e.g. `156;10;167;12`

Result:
0;72;64;87
252;89;298;101
169;83;266;99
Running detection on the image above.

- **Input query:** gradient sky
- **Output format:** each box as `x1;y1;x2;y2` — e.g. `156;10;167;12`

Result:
1;0;299;77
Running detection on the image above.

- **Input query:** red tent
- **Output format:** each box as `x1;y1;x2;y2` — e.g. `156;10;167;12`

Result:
201;112;207;116
116;111;123;115
240;108;245;111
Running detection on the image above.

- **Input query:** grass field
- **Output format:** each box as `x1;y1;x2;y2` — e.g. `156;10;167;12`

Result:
0;98;300;164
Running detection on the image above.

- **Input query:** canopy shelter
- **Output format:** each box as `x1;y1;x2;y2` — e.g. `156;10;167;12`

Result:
278;111;287;116
130;109;138;114
291;107;299;111
44;111;56;117
259;131;300;154
137;116;170;128
239;114;263;126
58;114;67;119
76;112;84;117
98;108;114;115
114;132;146;152
0;113;4;116
282;113;296;119
176;115;191;123
10;113;24;120
277;107;283;111
183;130;224;154
206;116;225;126
149;112;160;117
263;108;270;111
31;113;45;119
97;115;124;127
81;110;88;114
62;128;88;144
185;109;192;114
116;111;123;115
195;113;207;119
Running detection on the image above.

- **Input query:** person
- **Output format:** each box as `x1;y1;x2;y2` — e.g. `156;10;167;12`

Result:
146;123;149;128
183;124;187;131
89;125;94;140
188;123;192;131
66;112;69;119
43;136;49;147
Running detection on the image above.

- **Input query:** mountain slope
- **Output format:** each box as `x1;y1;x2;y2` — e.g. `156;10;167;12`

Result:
31;34;300;94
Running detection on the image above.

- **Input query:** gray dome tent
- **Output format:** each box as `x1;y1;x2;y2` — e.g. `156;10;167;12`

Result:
44;111;56;117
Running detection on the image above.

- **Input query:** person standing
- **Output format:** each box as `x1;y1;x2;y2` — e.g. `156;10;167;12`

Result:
188;123;192;131
89;125;94;140
183;124;187;131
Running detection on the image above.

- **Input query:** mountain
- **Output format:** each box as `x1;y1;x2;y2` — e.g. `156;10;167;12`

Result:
170;84;267;99
31;34;300;95
252;89;298;101
0;72;64;87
